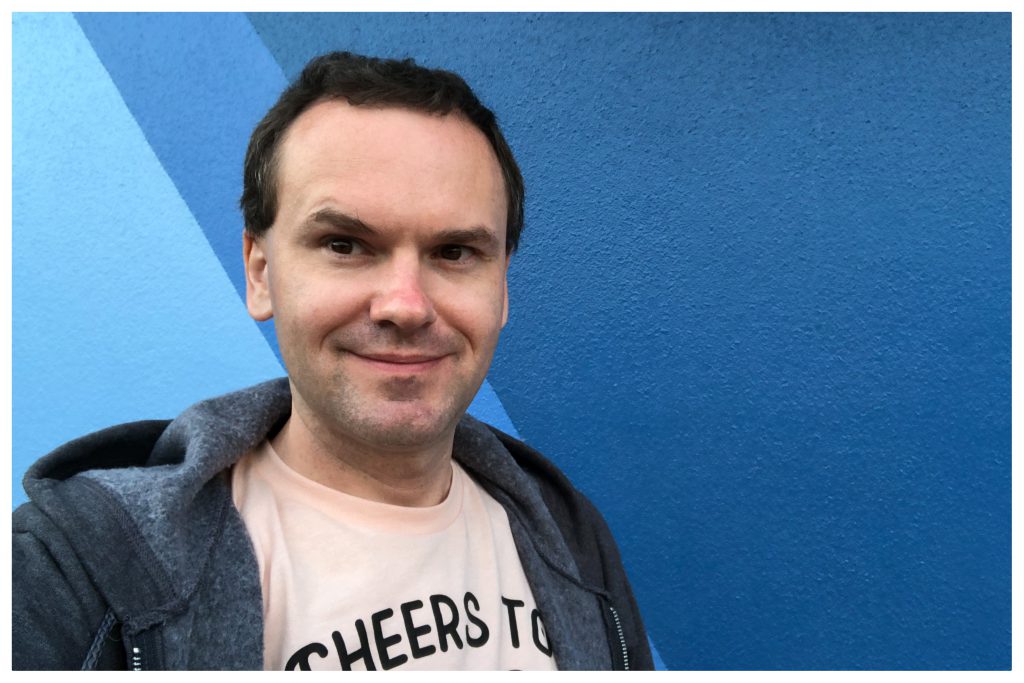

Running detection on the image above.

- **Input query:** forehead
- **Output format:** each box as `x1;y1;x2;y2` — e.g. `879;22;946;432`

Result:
273;100;507;237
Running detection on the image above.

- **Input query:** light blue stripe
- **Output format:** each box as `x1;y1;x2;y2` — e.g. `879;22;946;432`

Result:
13;12;283;507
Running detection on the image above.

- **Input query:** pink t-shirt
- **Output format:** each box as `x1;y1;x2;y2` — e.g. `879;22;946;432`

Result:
231;440;558;671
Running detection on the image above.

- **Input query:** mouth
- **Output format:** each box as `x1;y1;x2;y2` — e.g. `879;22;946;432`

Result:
347;351;449;374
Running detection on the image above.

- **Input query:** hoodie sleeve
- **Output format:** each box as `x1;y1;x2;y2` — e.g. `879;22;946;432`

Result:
12;502;123;670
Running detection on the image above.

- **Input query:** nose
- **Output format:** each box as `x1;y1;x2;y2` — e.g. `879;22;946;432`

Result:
368;255;437;332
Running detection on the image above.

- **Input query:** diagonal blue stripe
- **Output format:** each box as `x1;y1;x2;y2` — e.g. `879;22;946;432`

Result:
73;11;287;361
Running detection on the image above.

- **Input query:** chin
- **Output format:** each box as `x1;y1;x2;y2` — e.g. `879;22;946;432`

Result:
344;400;462;451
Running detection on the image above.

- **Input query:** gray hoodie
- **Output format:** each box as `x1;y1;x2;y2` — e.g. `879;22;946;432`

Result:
13;378;652;670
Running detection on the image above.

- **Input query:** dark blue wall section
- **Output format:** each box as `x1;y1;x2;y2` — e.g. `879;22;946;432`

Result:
246;13;1010;669
14;12;1009;670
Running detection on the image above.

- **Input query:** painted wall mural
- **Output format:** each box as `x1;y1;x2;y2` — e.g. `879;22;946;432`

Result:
13;12;1009;670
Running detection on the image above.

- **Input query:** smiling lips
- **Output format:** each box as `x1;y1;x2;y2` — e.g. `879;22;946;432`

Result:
349;351;449;374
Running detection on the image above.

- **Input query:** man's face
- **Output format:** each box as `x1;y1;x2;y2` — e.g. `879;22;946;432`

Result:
244;100;509;452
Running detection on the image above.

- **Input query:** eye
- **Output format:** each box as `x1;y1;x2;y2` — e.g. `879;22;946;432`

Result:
438;245;470;261
326;238;364;255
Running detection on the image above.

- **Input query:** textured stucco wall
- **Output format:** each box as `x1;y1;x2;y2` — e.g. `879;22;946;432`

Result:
13;12;1009;670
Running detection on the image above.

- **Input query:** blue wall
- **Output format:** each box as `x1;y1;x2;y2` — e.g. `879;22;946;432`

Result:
13;12;1009;670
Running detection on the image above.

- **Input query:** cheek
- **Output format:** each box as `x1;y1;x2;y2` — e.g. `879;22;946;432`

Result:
444;283;507;344
273;276;364;335
308;294;365;334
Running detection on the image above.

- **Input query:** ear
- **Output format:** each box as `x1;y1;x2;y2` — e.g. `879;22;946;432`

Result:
501;252;510;328
243;231;273;321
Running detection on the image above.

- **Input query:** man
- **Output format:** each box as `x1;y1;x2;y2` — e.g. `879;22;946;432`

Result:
13;51;652;671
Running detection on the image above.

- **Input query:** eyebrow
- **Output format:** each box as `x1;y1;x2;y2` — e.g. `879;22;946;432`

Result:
435;227;502;253
303;208;379;237
303;208;501;253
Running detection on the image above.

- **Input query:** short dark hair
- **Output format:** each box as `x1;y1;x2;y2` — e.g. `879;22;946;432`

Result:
240;51;525;253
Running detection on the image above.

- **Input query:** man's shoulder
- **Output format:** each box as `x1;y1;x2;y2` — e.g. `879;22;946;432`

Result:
11;386;274;671
479;422;600;520
453;415;619;581
453;414;654;669
15;378;294;569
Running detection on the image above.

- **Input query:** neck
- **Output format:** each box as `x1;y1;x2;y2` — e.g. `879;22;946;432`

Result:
271;400;455;508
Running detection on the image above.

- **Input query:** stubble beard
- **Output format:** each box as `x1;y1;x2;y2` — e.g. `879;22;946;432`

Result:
280;317;499;455
295;360;481;453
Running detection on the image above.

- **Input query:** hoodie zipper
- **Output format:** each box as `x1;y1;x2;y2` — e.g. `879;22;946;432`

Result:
129;644;143;671
126;629;161;671
607;604;630;671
